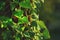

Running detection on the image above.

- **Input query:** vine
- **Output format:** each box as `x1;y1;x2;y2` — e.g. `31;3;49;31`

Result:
0;0;50;40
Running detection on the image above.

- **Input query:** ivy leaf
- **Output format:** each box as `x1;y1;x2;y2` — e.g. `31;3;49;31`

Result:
13;9;23;17
37;20;50;39
34;35;40;40
15;36;20;40
43;29;50;39
37;20;46;28
19;0;31;9
22;16;28;23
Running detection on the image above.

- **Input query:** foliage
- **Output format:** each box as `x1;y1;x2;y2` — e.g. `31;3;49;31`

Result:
0;0;50;40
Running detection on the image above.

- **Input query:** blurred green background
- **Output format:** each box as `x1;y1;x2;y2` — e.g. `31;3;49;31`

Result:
44;0;60;40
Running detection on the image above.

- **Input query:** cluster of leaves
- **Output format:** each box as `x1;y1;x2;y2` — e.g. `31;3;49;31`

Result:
0;0;50;40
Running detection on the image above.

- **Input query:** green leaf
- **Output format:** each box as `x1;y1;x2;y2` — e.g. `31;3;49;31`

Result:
43;29;50;39
15;36;20;40
37;20;46;28
19;0;31;9
18;16;28;24
15;33;22;40
34;36;40;40
22;16;28;23
17;26;25;31
13;9;24;17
